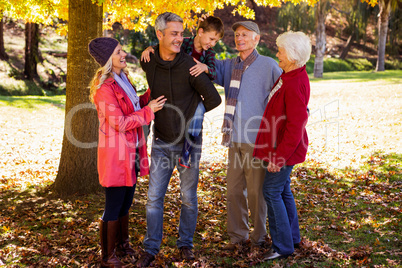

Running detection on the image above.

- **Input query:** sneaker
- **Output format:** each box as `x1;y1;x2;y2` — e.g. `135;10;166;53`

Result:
179;246;195;260
262;248;290;261
136;252;155;267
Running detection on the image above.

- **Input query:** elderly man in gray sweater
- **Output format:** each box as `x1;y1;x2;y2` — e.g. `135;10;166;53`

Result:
214;21;282;250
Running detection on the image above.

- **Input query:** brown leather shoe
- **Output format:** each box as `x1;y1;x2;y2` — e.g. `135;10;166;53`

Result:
222;243;237;251
179;246;195;260
136;252;155;267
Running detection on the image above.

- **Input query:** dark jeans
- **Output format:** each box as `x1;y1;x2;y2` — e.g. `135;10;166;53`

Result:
102;185;136;221
102;148;140;221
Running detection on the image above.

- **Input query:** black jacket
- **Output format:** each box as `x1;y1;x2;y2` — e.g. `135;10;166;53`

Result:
141;45;221;143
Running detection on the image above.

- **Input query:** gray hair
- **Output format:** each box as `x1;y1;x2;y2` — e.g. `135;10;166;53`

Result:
276;31;311;67
252;31;259;47
155;12;183;34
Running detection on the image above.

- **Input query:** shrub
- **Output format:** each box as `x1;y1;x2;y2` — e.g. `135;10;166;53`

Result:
346;58;373;71
256;43;277;58
323;58;354;72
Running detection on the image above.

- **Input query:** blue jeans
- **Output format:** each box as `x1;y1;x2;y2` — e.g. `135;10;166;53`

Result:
188;102;206;137
263;165;300;255
143;136;202;256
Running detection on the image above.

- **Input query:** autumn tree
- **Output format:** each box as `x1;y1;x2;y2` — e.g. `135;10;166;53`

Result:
53;0;103;196
372;0;398;71
313;0;329;78
0;1;11;61
24;22;39;78
0;12;7;60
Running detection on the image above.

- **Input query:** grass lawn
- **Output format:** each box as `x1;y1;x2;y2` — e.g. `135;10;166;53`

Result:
0;71;401;267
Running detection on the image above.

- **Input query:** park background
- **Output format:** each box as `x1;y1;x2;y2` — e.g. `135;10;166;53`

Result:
0;0;401;267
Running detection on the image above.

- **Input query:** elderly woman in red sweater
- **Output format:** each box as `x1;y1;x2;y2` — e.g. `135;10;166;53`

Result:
88;37;166;267
253;31;311;261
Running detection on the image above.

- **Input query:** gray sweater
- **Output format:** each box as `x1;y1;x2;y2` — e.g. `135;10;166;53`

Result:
215;53;282;144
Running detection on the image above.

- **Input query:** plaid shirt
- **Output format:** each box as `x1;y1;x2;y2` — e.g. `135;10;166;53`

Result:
182;36;217;80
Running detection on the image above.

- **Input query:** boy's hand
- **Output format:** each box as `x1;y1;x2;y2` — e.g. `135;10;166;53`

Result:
198;14;209;26
189;58;208;77
141;46;155;62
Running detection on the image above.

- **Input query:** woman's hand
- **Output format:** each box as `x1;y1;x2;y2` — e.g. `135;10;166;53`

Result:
140;46;155;62
147;95;167;113
189;58;208;77
267;162;281;173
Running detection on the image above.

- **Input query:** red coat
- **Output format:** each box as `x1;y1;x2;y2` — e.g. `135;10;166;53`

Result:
94;77;154;187
253;66;310;168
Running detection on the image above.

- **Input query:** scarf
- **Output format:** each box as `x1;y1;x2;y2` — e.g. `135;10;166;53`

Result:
113;72;141;112
221;49;258;147
267;78;283;104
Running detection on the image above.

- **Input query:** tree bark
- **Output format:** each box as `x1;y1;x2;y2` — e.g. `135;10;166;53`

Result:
24;22;39;79
376;0;391;72
53;0;103;196
340;30;355;60
0;14;8;61
314;0;328;78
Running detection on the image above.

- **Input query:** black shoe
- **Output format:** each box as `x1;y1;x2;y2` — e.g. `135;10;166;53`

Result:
136;252;155;267
262;248;290;261
180;246;195;260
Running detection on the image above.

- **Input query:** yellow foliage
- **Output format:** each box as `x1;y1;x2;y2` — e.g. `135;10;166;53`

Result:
3;0;68;25
3;0;319;33
101;0;318;31
361;0;378;7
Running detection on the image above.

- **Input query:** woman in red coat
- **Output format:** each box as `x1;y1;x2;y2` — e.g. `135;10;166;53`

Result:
88;37;166;267
253;31;311;261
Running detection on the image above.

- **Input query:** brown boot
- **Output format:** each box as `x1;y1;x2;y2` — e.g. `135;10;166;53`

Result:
100;219;125;267
116;214;136;258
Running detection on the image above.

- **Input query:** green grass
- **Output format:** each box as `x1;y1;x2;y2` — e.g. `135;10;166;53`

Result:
0;95;66;109
308;70;402;83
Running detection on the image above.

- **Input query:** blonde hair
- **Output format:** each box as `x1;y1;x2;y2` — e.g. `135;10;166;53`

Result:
89;57;113;103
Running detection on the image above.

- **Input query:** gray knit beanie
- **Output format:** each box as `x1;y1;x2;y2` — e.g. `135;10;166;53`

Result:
88;37;119;67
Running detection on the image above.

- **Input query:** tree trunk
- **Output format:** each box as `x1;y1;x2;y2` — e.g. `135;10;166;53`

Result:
314;0;328;78
53;0;103;196
340;30;355;60
24;22;39;79
0;14;8;61
376;0;391;72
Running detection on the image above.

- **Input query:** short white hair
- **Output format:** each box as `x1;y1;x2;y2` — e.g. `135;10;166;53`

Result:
276;31;311;67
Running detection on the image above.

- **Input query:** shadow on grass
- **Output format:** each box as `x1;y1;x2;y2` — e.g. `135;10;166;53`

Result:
0;152;400;267
0;184;103;266
0;95;65;110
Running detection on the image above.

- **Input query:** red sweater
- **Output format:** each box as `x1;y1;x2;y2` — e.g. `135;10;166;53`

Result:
253;65;310;168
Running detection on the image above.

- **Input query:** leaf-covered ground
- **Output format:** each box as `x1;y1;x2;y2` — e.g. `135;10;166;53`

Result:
0;75;401;267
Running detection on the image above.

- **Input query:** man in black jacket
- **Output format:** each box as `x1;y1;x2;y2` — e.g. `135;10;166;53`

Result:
137;12;221;267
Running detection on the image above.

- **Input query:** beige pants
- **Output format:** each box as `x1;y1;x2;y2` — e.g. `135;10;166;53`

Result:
226;142;267;245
